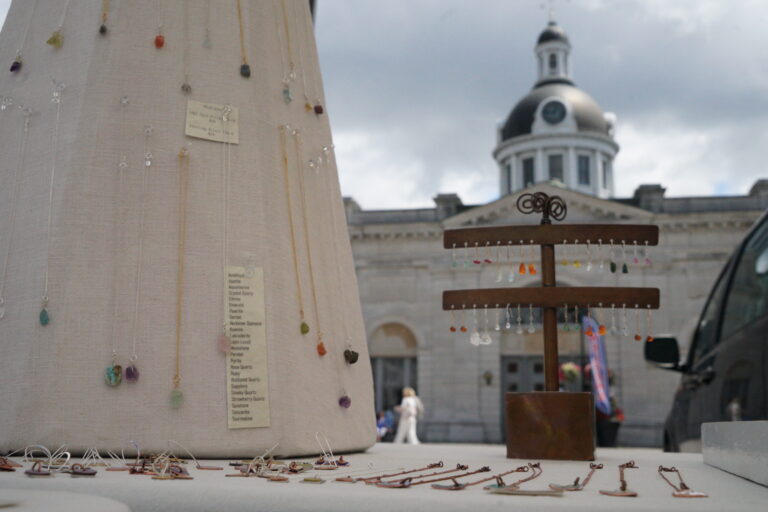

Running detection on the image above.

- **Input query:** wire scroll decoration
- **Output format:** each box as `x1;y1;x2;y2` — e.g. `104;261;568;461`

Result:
516;192;567;224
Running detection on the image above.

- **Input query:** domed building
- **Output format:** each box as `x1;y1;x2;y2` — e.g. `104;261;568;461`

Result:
495;21;617;198
343;20;767;447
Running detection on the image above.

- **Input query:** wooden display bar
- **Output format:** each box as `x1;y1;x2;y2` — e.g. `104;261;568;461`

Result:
443;224;658;249
443;287;660;310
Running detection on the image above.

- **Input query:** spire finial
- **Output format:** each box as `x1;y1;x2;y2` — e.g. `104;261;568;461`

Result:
540;0;556;23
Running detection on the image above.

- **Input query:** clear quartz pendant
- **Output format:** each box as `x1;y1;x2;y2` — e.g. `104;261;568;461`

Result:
0;298;5;320
282;84;293;103
144;152;152;167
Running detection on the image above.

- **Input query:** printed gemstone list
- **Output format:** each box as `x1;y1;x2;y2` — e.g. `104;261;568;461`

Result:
226;266;270;429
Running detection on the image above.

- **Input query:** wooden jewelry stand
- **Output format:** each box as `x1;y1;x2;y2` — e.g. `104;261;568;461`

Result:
442;192;659;460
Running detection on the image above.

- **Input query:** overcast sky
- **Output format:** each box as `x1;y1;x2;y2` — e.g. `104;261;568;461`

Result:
1;1;765;210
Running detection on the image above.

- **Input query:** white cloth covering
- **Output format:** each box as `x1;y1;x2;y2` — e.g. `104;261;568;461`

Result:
0;0;374;457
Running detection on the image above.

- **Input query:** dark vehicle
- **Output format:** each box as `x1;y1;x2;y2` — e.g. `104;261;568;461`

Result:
646;211;768;452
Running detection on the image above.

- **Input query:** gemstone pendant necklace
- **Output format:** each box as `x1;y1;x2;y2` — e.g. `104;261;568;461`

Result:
10;0;38;73
46;0;72;50
295;0;324;115
292;129;326;356
99;0;110;35
278;0;297;103
126;124;155;385
217;106;234;354
235;0;251;78
154;0;165;49
180;1;191;94
39;80;67;326
0;105;34;321
322;144;356;407
279;125;310;335
170;147;191;408
105;97;131;387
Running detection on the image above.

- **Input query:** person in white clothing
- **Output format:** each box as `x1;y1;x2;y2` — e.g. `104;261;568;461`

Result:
393;387;424;444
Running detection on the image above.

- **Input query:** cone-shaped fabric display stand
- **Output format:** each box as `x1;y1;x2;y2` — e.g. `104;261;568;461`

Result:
0;0;374;457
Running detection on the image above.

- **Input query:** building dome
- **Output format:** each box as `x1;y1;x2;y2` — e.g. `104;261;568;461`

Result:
500;82;610;141
537;21;569;45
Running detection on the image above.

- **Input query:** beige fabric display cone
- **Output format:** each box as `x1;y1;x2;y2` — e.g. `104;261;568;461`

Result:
0;0;375;457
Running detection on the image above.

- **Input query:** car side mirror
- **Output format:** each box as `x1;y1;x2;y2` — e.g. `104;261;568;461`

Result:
644;337;682;371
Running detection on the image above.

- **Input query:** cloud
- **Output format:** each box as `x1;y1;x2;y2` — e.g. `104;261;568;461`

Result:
315;0;768;209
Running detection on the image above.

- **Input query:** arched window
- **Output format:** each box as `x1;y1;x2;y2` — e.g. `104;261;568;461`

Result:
369;322;418;415
549;53;558;73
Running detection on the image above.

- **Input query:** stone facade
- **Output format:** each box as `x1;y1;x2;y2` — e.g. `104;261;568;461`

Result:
348;182;766;446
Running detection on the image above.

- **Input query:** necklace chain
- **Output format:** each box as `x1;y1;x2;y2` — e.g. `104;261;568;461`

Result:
173;148;191;390
279;126;306;324
235;0;249;66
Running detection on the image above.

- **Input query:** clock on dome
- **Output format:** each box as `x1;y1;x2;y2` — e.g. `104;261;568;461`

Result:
542;100;566;124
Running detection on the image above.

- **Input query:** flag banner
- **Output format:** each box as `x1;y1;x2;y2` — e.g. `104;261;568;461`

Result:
583;315;612;416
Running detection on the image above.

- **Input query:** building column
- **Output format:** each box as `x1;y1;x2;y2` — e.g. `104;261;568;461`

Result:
568;146;577;189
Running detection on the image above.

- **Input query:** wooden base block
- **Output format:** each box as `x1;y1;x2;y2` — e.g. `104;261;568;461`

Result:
505;391;595;461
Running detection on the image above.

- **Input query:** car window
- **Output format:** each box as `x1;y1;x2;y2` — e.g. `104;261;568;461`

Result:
721;218;768;338
690;263;730;365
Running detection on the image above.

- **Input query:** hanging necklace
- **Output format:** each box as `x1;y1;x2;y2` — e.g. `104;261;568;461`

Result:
217;106;234;354
202;0;212;48
321;144;356;407
39;80;67;326
126;125;155;384
235;0;251;78
278;125;309;336
46;0;72;50
10;0;38;72
154;0;165;49
170;147;191;408
292;129;325;356
99;0;110;35
105;96;131;387
278;0;297;103
180;1;191;94
0;105;34;321
295;0;324;115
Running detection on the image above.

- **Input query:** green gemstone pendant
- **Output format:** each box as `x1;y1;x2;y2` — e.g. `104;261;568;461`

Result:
300;322;310;335
609;261;617;273
622;263;629;274
105;364;123;386
170;389;184;408
46;31;63;49
282;86;293;104
39;308;50;326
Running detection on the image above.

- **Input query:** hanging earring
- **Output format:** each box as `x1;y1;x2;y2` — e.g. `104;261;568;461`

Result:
646;305;654;342
621;241;629;274
572;239;581;268
482;305;492;345
560;240;569;266
620;304;628;337
574;305;580;331
470;305;481;346
609;239;617;273
527;304;535;333
527;241;537;275
516;305;523;334
633;241;639;265
495;243;503;283
484;242;493;264
598;303;607;335
494;305;501;332
518;240;526;275
505;304;512;329
598;238;605;272
644;240;652;266
634;305;641;341
506;243;515;282
562;304;569;332
451;243;457;269
584;306;594;336
463;242;469;268
610;304;618;334
449;305;457;333
586;240;593;272
460;305;467;333
472;243;481;265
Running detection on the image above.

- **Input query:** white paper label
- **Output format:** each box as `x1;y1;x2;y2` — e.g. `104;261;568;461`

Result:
226;266;270;428
185;100;239;144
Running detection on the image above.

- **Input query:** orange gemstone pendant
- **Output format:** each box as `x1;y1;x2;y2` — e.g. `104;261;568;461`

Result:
316;342;327;356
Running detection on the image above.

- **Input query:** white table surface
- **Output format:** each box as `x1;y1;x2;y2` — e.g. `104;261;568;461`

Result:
1;443;767;512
